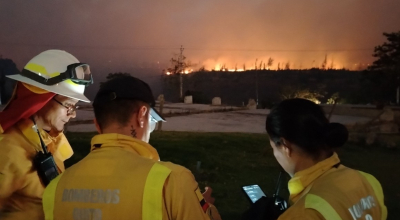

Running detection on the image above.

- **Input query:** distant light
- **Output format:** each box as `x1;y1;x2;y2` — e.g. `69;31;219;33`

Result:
166;72;171;75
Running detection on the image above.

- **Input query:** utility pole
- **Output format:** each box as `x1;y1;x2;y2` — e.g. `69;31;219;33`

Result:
255;70;259;106
179;45;184;101
255;58;259;107
397;76;400;105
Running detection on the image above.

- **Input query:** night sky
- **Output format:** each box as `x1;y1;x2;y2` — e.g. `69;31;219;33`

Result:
1;0;399;78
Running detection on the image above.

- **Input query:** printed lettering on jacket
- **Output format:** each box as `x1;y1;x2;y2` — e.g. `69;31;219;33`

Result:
348;195;376;220
62;189;120;204
62;188;120;220
73;208;102;220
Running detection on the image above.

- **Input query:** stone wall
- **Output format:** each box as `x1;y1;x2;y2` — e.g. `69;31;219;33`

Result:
321;104;400;118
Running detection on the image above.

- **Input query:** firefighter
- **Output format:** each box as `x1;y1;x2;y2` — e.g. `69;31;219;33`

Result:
0;50;93;220
244;98;387;220
42;75;221;220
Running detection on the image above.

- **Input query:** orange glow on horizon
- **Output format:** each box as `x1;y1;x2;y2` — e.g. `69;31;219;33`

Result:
197;53;366;71
207;61;350;71
166;69;193;75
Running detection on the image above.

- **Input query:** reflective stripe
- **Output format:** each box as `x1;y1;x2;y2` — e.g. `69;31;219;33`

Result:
305;194;342;220
24;63;54;77
359;171;388;220
42;172;64;220
43;163;171;220
142;163;171;220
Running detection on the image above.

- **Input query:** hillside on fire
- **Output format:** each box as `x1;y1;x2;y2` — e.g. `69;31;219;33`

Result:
162;69;392;107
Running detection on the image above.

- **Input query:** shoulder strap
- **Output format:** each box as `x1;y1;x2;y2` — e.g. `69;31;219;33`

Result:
305;194;342;220
303;165;343;220
358;171;388;220
142;163;172;220
304;171;388;220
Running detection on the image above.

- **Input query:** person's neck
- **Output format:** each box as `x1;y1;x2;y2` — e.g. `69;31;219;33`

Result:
293;151;332;175
101;124;141;140
32;114;51;132
294;158;317;175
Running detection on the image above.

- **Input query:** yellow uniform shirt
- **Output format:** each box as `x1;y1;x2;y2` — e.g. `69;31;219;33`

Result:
43;133;218;220
0;119;73;220
278;153;387;220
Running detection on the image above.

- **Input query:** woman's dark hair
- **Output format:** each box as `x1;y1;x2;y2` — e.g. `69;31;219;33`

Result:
266;98;348;156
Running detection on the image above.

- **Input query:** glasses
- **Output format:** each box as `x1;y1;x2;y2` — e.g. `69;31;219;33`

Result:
52;98;79;115
149;115;158;133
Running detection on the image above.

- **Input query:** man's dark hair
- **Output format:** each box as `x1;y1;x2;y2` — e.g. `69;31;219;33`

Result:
93;99;148;131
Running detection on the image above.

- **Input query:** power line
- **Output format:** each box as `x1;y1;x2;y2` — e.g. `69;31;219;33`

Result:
0;42;374;53
185;48;373;52
0;42;177;51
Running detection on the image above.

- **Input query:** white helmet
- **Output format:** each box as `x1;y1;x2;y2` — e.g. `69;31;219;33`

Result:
7;50;92;102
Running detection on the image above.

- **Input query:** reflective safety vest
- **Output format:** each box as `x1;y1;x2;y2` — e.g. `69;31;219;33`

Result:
43;163;171;220
304;171;387;220
280;153;387;220
42;133;217;220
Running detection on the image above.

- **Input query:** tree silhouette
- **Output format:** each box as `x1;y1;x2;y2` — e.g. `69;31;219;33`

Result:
165;46;192;100
166;46;191;75
369;31;400;72
284;62;290;70
363;31;400;104
321;54;328;70
267;57;274;70
280;85;324;104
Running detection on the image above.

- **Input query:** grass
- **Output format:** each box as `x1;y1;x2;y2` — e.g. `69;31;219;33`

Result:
65;131;400;220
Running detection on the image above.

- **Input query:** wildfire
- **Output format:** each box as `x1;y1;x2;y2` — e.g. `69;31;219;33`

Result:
165;69;193;75
214;64;251;72
200;54;354;71
183;69;193;74
210;61;348;71
165;57;356;75
228;69;244;72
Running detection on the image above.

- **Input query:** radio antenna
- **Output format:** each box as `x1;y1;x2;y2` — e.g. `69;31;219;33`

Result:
31;117;49;154
274;171;283;201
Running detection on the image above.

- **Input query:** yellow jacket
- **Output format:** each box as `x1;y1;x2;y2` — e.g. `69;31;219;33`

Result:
42;133;220;220
0;119;73;220
278;153;387;220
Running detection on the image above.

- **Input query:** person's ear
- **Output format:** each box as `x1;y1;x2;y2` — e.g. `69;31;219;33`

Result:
136;106;148;128
280;138;293;158
93;118;102;134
